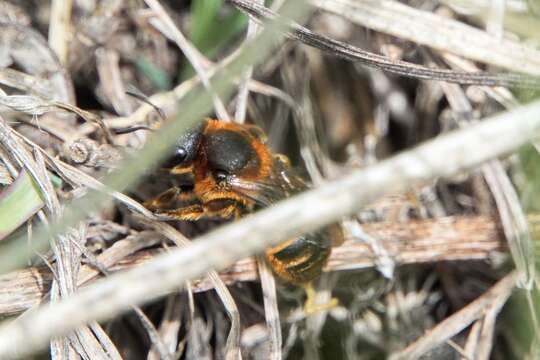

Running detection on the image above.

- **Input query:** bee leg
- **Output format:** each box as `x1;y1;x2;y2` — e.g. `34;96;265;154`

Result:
302;282;339;315
156;204;206;221
144;187;181;210
156;203;243;221
210;204;243;219
144;187;197;210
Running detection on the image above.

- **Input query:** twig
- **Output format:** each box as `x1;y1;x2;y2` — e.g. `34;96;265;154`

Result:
0;214;506;316
1;90;540;358
389;271;518;360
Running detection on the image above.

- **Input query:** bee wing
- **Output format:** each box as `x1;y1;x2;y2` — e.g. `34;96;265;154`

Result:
228;164;309;207
229;163;345;247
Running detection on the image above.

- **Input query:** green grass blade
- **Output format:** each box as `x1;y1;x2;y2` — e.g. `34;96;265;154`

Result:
0;170;44;241
190;0;224;50
184;0;247;78
133;57;173;90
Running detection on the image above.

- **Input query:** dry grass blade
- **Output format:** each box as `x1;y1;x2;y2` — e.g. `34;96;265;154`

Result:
462;320;482;360
235;0;263;123
95;48;136;116
0;68;55;99
78;75;203;135
342;220;394;278
256;257;282;360
0;98;538;358
228;0;540;88
89;322;123;360
0;92;113;142
147;295;182;360
482;163;534;289
0;160;12;185
50;226;118;360
144;220;242;360
437;78;535;289
0;231;162;317
14;130;156;218
312;0;540;75
48;0;72;64
132;306;173;360
78;231;164;284
0;22;75;105
388;271;518;360
437;52;520;110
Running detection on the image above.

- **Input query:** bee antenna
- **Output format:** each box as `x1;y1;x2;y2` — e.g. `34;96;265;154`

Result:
125;87;166;121
113;125;155;135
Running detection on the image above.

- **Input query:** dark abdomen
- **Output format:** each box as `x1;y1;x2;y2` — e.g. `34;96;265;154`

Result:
265;226;339;284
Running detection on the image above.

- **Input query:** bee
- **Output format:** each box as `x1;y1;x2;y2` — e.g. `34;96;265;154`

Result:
144;119;343;312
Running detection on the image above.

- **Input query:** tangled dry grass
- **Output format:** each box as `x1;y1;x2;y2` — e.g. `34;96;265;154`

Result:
0;0;540;359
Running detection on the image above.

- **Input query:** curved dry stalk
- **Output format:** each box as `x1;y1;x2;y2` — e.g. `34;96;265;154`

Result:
229;0;540;88
0;99;539;358
312;0;540;75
